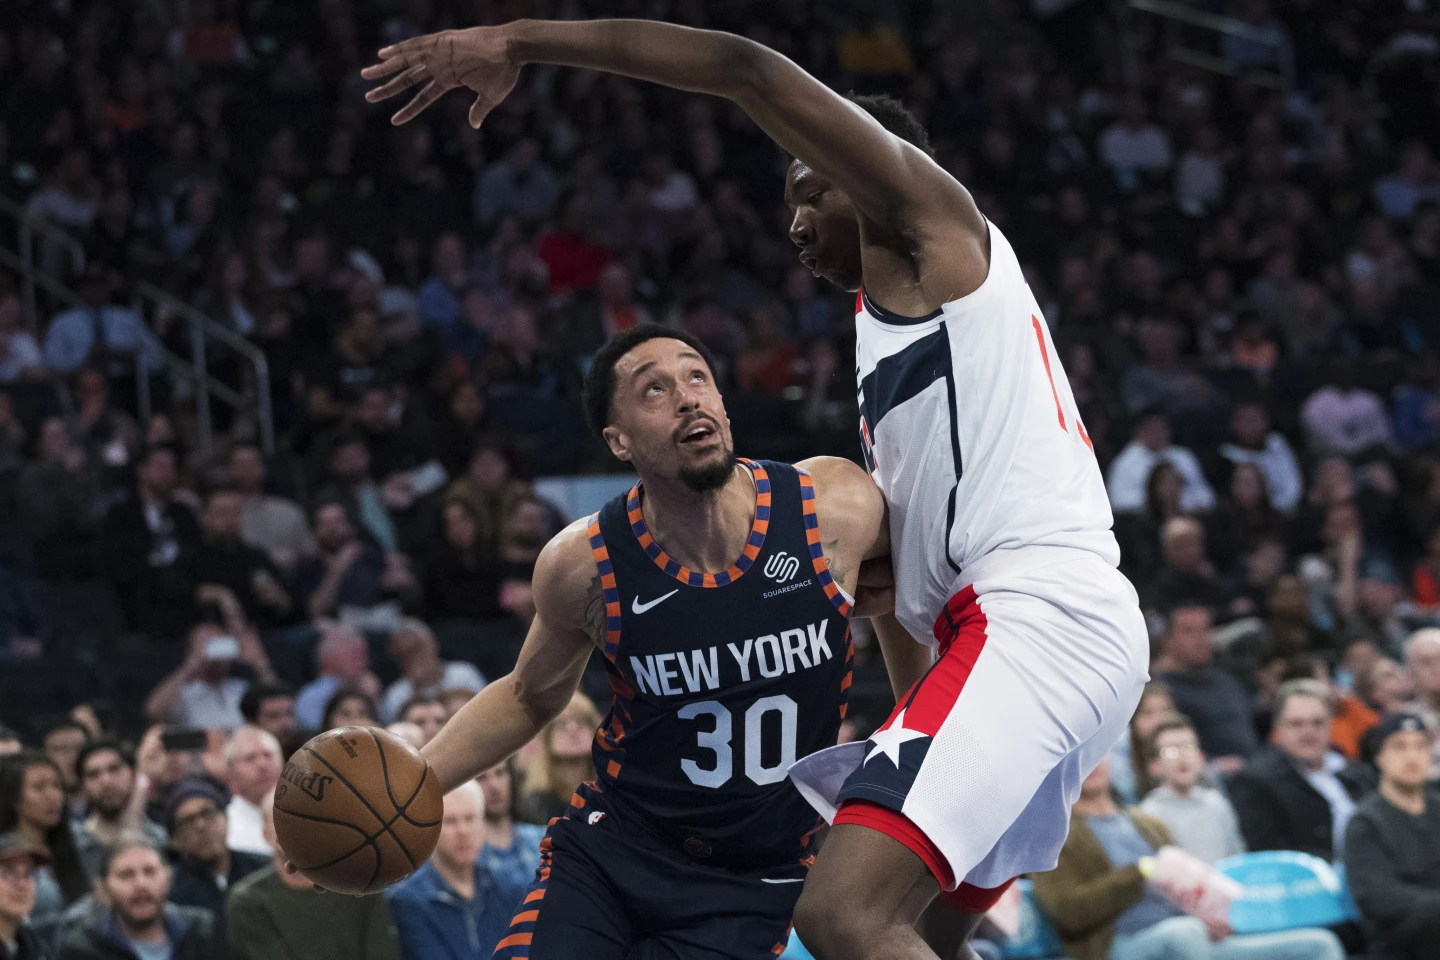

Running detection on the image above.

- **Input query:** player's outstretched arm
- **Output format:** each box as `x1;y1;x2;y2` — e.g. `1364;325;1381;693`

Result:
420;518;598;793
362;20;974;233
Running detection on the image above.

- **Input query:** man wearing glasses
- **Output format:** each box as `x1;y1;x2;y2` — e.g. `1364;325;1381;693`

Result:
163;778;268;921
0;832;48;960
1229;679;1365;862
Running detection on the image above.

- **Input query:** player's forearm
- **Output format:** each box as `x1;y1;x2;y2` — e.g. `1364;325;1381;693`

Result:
420;672;556;792
505;19;761;102
871;614;933;702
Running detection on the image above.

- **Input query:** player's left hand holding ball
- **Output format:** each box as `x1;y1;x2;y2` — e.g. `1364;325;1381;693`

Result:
273;726;443;895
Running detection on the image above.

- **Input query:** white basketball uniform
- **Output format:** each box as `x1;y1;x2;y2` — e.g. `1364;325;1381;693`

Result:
787;221;1149;891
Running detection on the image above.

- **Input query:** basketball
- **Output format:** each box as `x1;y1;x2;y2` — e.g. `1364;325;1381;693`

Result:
273;726;444;895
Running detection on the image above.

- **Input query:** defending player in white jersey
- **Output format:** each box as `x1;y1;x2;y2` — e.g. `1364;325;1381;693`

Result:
363;20;1149;960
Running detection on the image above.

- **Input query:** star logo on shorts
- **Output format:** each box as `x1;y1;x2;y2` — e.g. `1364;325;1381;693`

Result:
863;709;928;768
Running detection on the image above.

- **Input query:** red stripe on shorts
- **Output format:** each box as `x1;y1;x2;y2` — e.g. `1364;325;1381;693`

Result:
887;585;988;736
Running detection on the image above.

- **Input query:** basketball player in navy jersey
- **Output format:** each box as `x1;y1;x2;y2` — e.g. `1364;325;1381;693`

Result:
364;18;1152;960
350;327;915;958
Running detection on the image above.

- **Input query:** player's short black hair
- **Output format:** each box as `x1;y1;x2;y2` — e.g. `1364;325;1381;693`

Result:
581;325;715;440
845;92;934;158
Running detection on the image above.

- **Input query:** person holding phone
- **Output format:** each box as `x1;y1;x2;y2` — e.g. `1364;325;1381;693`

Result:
144;622;278;732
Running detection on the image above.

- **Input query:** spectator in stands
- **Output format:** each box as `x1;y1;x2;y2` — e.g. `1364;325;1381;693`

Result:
1230;679;1362;862
379;621;485;723
224;727;283;859
1208;462;1283;576
227;792;401;960
1031;758;1343;960
0;290;41;383
1121;318;1225;420
1346;713;1440;960
387;781;525;960
295;501;415;621
0;730;18;759
1301;360;1394;458
38;724;86;797
322;689;380;732
1143;518;1235;614
1111;682;1179;805
444;443;531;563
0;753;86;921
227;445;316;574
1356;657;1415;716
1153;604;1257;771
54;832;222;960
1098;93;1173;176
294;626;380;731
473;138;560;229
517;693;600;824
41;263;159;378
238;682;298;754
417;233;469;329
101;445;202;640
1137;717;1245;864
477;761;545;891
420;501;502;622
16;419;96;582
73;735;167;877
318;433;401;553
144;622;276;731
164;777;268;920
397;698;446;746
1106;411;1215;515
0;832;47;960
193;488;293;628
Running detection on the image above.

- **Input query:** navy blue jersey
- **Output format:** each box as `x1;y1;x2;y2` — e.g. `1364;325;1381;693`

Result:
586;459;853;869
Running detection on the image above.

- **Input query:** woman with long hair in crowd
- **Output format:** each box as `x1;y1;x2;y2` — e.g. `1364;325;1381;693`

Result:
516;692;600;824
1115;461;1189;580
0;752;88;921
1210;460;1280;573
321;687;380;731
1109;681;1179;805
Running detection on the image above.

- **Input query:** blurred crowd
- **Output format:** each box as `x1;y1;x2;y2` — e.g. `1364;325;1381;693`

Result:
2;0;1440;957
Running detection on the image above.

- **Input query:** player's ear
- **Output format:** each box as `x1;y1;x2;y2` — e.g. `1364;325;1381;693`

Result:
602;425;631;462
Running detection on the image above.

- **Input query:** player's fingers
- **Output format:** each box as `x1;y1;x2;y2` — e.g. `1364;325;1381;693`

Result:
392;81;444;125
359;56;410;81
366;64;428;103
468;94;497;130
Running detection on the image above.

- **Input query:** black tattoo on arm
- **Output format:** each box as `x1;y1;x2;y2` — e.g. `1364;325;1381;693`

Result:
822;539;851;594
581;572;609;652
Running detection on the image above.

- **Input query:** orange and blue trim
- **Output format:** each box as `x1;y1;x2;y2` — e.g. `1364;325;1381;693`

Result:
587;513;632;781
493;832;553;958
795;468;853;618
627;459;772;587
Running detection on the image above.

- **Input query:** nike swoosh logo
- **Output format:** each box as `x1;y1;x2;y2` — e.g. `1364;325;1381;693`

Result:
631;589;679;614
760;878;806;884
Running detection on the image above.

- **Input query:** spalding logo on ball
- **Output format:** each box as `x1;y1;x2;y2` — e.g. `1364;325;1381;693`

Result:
273;726;443;895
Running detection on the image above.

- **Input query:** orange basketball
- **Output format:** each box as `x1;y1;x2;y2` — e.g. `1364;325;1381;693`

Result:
273;726;443;895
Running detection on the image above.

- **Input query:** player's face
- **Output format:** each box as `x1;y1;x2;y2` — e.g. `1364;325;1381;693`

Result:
785;160;863;292
605;338;735;493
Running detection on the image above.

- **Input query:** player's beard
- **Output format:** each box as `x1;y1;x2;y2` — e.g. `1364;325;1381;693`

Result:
680;448;736;493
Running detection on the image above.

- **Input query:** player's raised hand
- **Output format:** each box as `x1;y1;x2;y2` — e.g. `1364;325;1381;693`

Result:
362;27;519;128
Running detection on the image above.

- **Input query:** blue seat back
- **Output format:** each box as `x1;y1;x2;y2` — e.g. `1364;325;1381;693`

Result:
1216;851;1359;933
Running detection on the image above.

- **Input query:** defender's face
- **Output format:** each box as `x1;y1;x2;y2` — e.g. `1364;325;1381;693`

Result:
605;338;734;491
786;160;863;292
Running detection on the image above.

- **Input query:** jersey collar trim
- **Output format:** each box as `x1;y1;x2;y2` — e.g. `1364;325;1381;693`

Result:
626;459;771;588
858;288;943;326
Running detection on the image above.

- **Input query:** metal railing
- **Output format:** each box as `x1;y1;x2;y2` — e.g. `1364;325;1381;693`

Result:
0;198;275;458
1126;0;1295;91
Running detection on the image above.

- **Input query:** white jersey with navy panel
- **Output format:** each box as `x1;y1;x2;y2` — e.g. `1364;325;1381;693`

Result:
854;219;1119;644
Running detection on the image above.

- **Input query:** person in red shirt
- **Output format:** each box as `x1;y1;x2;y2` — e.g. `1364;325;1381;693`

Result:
535;193;612;293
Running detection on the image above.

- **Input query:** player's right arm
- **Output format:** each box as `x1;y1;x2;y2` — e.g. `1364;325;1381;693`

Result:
420;518;598;793
362;21;985;301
